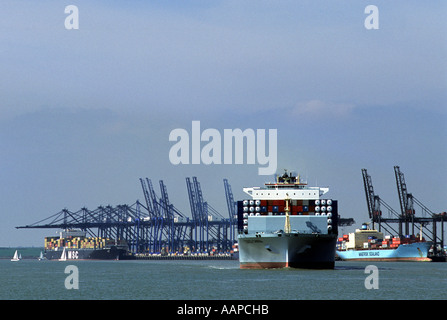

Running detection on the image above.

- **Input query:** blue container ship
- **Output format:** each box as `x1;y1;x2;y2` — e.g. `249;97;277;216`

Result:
336;225;433;261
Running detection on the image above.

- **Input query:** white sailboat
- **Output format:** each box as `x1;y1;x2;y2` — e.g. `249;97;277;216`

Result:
38;251;45;261
59;247;67;261
11;250;21;262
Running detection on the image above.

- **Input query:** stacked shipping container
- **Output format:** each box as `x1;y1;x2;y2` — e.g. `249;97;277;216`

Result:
45;236;122;251
237;199;338;235
239;199;335;216
337;233;427;251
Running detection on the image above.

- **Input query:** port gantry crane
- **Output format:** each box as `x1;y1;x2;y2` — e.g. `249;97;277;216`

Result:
16;174;364;256
394;166;445;256
362;167;446;257
223;178;237;245
140;178;163;252
394;166;416;237
362;168;401;236
185;177;234;253
142;177;196;254
186;177;204;252
18;177;237;256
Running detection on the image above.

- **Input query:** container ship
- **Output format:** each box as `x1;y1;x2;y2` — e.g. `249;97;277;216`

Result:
237;170;339;269
336;225;432;261
44;229;131;260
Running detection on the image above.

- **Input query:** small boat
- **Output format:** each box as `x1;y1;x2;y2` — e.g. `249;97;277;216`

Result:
59;247;67;261
11;250;21;262
38;251;45;261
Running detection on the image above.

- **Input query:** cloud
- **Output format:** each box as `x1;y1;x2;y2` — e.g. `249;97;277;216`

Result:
291;100;356;118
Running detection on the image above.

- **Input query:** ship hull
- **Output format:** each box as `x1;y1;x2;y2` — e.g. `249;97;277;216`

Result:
238;233;337;269
45;246;130;260
336;242;432;262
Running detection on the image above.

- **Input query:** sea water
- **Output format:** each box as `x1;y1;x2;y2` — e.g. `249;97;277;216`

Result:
0;259;445;300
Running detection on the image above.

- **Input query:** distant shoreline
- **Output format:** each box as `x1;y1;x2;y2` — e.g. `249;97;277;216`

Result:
0;247;44;259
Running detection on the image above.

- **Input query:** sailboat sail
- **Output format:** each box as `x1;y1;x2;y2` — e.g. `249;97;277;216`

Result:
59;247;67;261
11;250;20;262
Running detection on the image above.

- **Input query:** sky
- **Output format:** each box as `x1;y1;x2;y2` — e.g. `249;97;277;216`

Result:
0;1;446;246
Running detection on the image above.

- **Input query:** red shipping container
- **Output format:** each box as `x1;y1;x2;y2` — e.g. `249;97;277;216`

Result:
260;200;267;206
272;200;284;206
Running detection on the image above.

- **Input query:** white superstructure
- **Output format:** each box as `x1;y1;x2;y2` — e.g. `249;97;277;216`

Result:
243;171;329;200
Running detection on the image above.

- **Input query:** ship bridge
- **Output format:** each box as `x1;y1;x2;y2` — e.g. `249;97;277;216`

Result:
243;186;329;200
243;170;329;200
